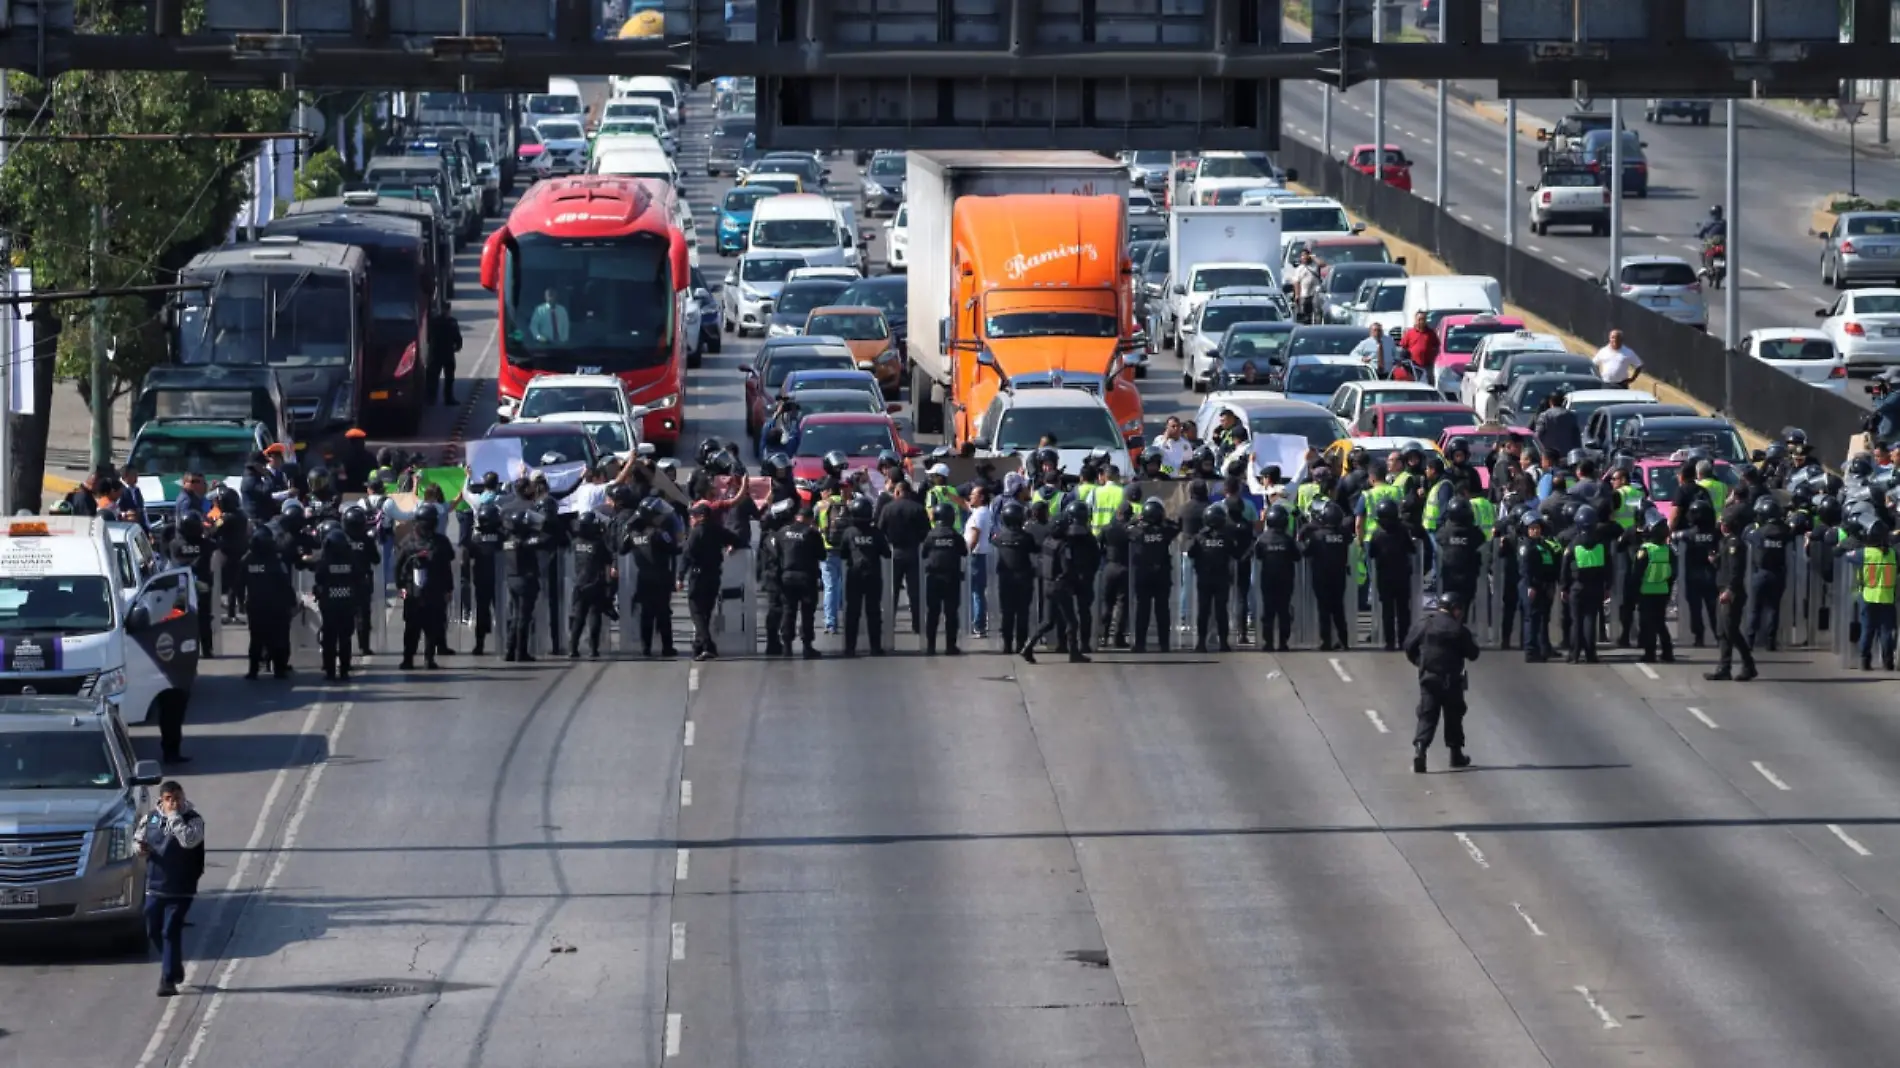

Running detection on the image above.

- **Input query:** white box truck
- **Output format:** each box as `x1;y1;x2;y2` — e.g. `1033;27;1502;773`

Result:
904;150;1130;436
1156;205;1284;350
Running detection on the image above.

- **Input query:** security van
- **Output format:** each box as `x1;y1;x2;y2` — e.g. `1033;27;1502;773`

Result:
0;517;200;725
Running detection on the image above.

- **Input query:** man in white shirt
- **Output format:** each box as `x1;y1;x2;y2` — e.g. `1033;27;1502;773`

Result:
1350;322;1395;374
1291;250;1324;323
1156;417;1192;474
963;485;995;637
1593;329;1644;388
529;289;570;342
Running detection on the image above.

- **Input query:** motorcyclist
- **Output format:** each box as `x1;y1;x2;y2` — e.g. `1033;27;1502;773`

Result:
1696;205;1726;273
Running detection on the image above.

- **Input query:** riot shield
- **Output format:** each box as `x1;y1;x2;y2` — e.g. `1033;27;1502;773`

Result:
1836;551;1861;670
1289;560;1319;649
880;556;898;651
715;548;756;651
1469;542;1500;647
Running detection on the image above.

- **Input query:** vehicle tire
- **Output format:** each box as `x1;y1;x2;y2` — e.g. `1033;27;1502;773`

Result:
1834;263;1849;291
912;366;943;435
1636;187;1648;198
1183;373;1193;390
1134;364;1147;379
707;332;722;354
687;347;703;370
1823;258;1833;287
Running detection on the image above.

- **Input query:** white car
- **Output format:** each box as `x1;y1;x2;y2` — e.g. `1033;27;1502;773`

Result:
884;203;908;270
514;409;654;465
1559;388;1658;425
970;388;1133;477
1350;277;1411;337
1459;330;1569;411
1736;328;1850;391
722;252;808;337
1326;380;1446;429
786;265;861;283
501;373;649;427
1165;261;1278;351
1127;189;1158;215
532;119;588;175
1815;289;1900;368
1185;289;1288;389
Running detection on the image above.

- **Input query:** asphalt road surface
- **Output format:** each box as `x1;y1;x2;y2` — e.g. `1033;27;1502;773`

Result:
12;83;1900;1068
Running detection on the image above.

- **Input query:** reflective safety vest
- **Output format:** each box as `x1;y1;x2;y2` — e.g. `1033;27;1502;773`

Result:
926;483;966;527
1613;484;1644;529
1362;483;1402;540
1533;539;1558;568
1296;481;1325;518
1697;477;1728;515
1421;478;1453;531
1089;482;1125;534
1469;497;1496;541
1639;543;1674;594
816;494;844;550
1864;546;1897;605
1391;470;1414;495
1573;542;1607;571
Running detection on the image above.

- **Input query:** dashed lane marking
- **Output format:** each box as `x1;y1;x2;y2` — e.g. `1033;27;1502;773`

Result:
1526;243;1544;254
683;720;695;747
1454;149;1468;158
1457;212;1474;222
1489;165;1503;175
1637;663;1660;680
1745;268;1764;279
1829;824;1873;856
1752;761;1792;791
680;779;694;807
676;848;691;880
1575;986;1624;1029
672;921;687;960
688;666;700;693
665;1014;683;1056
1454;832;1491;868
1365;709;1390;733
1551;255;1569;264
1329;657;1353;682
1686;706;1720;729
1512;902;1546;936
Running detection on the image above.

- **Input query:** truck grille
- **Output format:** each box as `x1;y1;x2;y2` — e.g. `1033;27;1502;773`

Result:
0;830;89;884
286;400;320;423
0;672;98;696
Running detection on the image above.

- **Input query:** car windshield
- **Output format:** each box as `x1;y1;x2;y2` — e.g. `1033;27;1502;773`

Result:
1629;427;1745;462
128;433;256;475
766;353;856;390
526;94;581;115
0;576;115;635
1379;409;1470;439
785;394;878;418
538;121;583;141
1621;262;1697;287
1284;207;1351;232
1365;284;1406;311
0;730;118;790
597;120;657;139
794;421;896;457
579;420;632;453
1253;413;1347;449
1193;268;1272;292
1288;331;1362;357
1130;151;1173;167
836;281;904;319
1646;463;1739;499
1444;322;1521;353
747;175;800;193
773;282;848;319
1846;215;1900;236
995;407;1124;451
1201;303;1282;334
501;231;675;372
517;127;542;146
518;386;622;419
870;155;905;178
1514;378;1595;411
504;431;591;467
1197;155;1273;179
1854;294;1900;314
712;118;755;142
177;270;353;368
742;257;804;283
1758;338;1837;361
787;376;879;401
1285;362;1371;395
807;313;887;340
1564;397;1634;421
1327;265;1396;293
753;218;837;249
1507;358;1588;381
1545;170;1600;188
985;312;1118;339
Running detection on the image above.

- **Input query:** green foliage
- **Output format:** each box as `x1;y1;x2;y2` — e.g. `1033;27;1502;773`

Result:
1831;196;1900;213
295;147;349;201
0;0;292;402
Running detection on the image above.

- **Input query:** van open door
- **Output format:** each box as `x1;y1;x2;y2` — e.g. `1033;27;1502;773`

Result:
123;569;201;723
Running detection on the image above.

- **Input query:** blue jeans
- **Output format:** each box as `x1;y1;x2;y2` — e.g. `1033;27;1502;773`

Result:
968;554;990;634
1860;601;1896;665
821;553;844;629
145;895;193;984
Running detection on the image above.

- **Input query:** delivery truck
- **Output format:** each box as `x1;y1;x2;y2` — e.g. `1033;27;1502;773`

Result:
905;151;1130;435
1155;205;1284;352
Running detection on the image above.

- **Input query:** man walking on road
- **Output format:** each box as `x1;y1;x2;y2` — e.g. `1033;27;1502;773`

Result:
1404;591;1481;774
138;781;206;997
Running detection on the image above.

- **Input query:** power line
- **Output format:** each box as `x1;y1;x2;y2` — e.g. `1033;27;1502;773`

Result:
0;281;208;306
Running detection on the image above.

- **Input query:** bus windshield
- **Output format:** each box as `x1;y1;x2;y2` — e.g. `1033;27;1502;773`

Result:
502;232;675;372
177;271;353;367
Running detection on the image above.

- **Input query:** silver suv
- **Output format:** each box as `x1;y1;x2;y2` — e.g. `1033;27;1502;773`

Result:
0;695;161;947
1608;255;1708;330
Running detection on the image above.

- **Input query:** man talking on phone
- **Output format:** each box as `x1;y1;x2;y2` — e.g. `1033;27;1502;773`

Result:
137;781;206;997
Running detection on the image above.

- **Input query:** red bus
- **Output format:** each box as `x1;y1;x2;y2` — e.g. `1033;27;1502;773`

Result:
479;176;690;451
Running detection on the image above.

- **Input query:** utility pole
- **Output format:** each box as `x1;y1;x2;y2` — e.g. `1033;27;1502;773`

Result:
88;204;110;473
0;67;11;515
1504;100;1517;246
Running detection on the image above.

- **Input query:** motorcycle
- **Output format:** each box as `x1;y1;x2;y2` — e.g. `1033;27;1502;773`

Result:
1698;241;1726;290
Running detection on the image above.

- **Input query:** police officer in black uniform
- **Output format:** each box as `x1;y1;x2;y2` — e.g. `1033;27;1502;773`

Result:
396;506;455;670
166;511;216;659
1188;506;1238;652
1404;591;1481;773
757;498;795;656
1519;512;1561;662
242;527;293;680
566;510;615;659
625;497;681;657
921;502;968;655
341;504;381;656
991;500;1040;654
460;502;503;655
1068;504;1103;652
1560;504;1614;663
1222;495;1258;644
502;509;547;662
1301;502;1353;651
775;506;826;659
1436;497;1483;613
1674;498;1721;646
1367;498;1417;650
682;501;738;661
877;478;930;634
1705;511;1759;681
211;488;249;623
840;496;891;656
315;525;365;680
1745;495;1790;651
534;493;567;656
1253;504;1300;652
1021;501;1090;663
1097;503;1134;649
1131;499;1180;653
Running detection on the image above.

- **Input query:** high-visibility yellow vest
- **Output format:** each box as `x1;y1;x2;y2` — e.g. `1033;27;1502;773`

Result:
1421;478;1452;531
1089;483;1125;534
1639;543;1674;594
1613;484;1644;529
1697;477;1728;515
1362;483;1402;541
1392;470;1414;495
1573;542;1607;570
1470;497;1496;541
1864;546;1897;605
926;484;965;527
1296;481;1325;517
816;494;843;550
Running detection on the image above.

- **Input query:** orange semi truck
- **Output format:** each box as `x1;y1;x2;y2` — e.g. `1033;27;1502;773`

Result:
943;193;1144;450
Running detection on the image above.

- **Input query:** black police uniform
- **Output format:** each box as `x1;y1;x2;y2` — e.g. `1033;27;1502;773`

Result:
1707;526;1759;680
1187;515;1239;652
462;509;504;654
1131;509;1180;653
536;499;569;656
316;534;366;679
1367;522;1416;650
1223;500;1258;642
774;516;825;657
1097;509;1133;648
1493;515;1520;649
502;516;547;661
1300;516;1353;651
1252;517;1300;651
1675;512;1721;645
1518;529;1561;661
683;516;739;660
242;533;294;679
1560;521;1614;663
841;511;891;656
396;518;456;668
212;504;249;621
1068;521;1103;652
568;515;616;658
625;503;681;656
1745;516;1790;651
1437;515;1483;612
1403;604;1481;772
344;513;381;656
920;513;968;654
1022;517;1087;662
878;492;930;633
991;514;1040;653
757;504;792;655
165;519;217;658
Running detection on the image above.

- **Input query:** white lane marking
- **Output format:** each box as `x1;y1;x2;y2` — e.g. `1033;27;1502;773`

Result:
1745;268;1764;279
665;1013;683;1056
1489;165;1503;175
1526;243;1544;254
683;720;695;747
688;666;700;693
1752;760;1792;791
1686;706;1720;730
1329;657;1353;682
135;700;333;1068
1777;281;1793;290
1551;255;1569;264
671;921;687;960
676;848;691;880
1364;708;1390;733
1829;824;1873;856
180;701;356;1068
1454;149;1469;158
1454;832;1491;869
1575;986;1624;1029
1637;663;1660;680
1681;242;1703;253
1483;223;1495;232
1457;212;1474;222
1512;902;1547;936
680;779;694;806
1578;267;1595;276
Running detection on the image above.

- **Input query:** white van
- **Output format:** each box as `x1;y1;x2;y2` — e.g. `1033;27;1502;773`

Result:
0;516;200;725
748;193;855;269
1402;274;1503;331
612;75;682;126
592;141;678;188
525;77;586;126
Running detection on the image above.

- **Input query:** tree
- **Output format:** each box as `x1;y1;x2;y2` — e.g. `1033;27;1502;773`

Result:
0;0;291;507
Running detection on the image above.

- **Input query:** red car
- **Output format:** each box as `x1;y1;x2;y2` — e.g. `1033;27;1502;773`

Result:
1349;143;1412;192
742;342;858;439
1436;424;1532;489
788;411;918;500
1355;401;1480;441
1434;313;1526;390
1636;456;1737;524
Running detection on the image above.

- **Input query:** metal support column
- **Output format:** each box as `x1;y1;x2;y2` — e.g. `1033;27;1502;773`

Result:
1608;98;1624;286
1434;80;1448;205
1504;100;1517;247
1724;98;1740;382
1322;89;1333;160
1371;11;1386;173
0;67;10;516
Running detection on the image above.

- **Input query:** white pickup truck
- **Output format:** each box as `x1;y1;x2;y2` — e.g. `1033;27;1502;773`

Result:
1527;166;1611;236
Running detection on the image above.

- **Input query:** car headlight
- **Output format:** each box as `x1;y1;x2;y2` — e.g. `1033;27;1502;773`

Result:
875;349;898;364
91;666;127;698
768;323;797;336
720;217;740;231
105;818;136;862
645;394;679;411
742;285;763;301
864;182;885;196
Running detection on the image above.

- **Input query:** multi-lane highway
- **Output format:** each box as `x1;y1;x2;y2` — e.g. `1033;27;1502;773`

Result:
11;82;1900;1068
